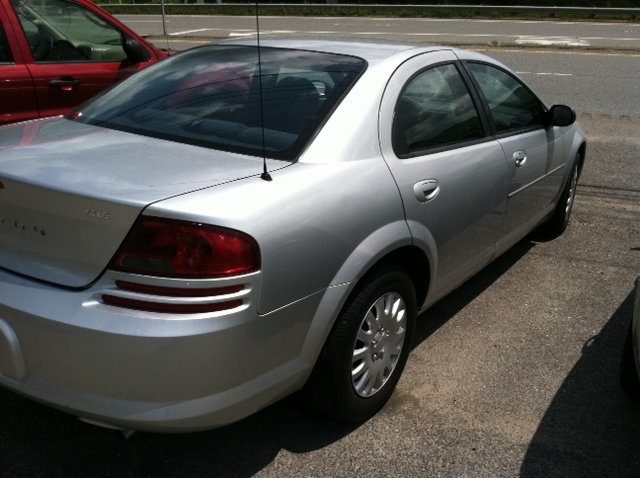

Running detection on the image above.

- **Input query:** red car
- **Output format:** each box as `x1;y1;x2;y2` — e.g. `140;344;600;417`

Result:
0;0;169;125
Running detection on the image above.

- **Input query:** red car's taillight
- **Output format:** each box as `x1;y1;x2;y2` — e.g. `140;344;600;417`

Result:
110;218;260;278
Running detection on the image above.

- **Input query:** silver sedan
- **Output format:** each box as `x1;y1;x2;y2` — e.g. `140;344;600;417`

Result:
0;39;586;432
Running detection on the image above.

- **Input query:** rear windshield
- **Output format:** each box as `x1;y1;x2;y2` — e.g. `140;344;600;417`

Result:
74;45;366;161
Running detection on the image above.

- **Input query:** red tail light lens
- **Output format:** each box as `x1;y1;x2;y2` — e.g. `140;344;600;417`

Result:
110;218;260;278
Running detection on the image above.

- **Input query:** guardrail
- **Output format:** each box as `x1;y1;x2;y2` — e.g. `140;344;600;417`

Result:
100;3;640;19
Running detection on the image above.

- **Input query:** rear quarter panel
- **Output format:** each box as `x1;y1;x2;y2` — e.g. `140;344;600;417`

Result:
144;158;409;316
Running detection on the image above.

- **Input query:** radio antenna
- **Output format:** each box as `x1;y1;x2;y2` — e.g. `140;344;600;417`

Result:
255;2;272;182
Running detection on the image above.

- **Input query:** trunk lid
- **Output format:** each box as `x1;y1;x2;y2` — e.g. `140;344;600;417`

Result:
0;118;275;287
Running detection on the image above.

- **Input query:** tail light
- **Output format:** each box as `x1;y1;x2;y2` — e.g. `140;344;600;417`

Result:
109;217;260;278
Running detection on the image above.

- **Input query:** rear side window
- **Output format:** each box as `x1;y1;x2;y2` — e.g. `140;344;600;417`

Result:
75;45;366;161
11;0;127;62
466;62;544;134
392;63;484;157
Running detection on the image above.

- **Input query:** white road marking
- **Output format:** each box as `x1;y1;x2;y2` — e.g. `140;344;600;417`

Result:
170;28;218;35
516;36;590;47
516;71;573;76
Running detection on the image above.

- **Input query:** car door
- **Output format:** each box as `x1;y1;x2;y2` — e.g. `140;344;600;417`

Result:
462;61;565;249
0;4;38;125
9;0;156;119
379;51;510;300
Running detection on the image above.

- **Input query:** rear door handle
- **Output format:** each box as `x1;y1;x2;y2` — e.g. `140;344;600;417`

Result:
414;180;440;203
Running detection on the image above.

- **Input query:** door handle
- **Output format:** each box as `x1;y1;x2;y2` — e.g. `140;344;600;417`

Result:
414;180;440;203
49;79;82;91
513;151;527;168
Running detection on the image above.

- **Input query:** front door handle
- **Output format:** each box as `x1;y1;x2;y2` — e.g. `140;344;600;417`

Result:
49;78;82;92
414;180;440;203
513;150;527;168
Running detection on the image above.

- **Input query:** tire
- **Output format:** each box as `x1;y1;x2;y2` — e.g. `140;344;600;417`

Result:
539;153;580;238
304;267;416;423
621;323;640;401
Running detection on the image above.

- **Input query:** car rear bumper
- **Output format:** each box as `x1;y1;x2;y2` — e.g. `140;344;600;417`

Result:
0;268;336;432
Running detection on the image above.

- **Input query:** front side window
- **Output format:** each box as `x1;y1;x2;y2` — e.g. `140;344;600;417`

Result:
74;45;366;161
466;62;544;134
392;63;484;157
0;24;12;63
12;0;127;62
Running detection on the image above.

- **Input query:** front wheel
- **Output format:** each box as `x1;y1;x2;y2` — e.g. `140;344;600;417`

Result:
539;153;580;238
304;267;416;423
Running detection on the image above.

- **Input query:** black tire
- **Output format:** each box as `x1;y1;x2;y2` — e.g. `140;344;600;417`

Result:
539;154;580;238
621;323;640;400
304;267;416;423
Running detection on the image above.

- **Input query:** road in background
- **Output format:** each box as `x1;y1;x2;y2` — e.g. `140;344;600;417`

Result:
129;14;640;118
486;48;640;117
128;14;640;118
121;14;640;51
1;18;640;478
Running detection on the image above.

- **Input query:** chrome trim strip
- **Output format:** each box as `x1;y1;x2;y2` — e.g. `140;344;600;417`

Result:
508;164;565;199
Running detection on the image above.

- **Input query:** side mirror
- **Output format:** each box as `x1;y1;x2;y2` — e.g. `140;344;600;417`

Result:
123;37;151;63
547;104;576;127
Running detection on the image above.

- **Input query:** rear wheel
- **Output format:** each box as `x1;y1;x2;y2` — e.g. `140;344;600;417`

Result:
304;267;416;422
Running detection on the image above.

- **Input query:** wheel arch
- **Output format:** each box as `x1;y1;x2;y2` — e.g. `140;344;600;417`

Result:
367;246;431;311
301;243;431;363
337;243;432;330
297;235;432;375
301;245;430;420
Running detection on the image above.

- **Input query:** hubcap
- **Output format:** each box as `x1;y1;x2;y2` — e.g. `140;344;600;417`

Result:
351;291;407;397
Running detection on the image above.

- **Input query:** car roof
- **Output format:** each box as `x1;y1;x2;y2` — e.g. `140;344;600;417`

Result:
221;37;452;65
